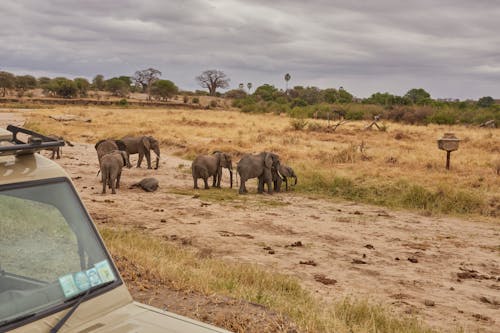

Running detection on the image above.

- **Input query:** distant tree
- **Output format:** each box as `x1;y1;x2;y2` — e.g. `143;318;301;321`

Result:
15;75;37;96
46;77;78;98
134;68;161;99
225;89;247;99
284;73;291;92
74;77;90;97
118;76;132;86
477;96;495;108
404;88;431;105
322;88;339;103
150;79;178;101
0;71;16;97
337;88;353;104
37;77;51;89
92;74;105;91
254;84;279;101
196;69;230;96
247;82;252;93
105;77;129;97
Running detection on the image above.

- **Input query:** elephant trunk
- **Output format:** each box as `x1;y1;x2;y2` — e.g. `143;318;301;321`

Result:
293;176;298;186
229;170;233;188
154;155;160;169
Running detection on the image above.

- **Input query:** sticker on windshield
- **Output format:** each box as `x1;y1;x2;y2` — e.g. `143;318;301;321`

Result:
86;267;102;287
58;274;79;298
95;260;115;283
74;271;90;291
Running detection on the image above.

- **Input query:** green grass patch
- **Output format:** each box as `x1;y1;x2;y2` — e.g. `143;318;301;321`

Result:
101;228;439;333
298;171;484;215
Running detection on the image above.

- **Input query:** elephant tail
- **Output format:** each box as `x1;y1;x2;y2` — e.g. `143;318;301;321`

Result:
293;176;298;186
96;169;101;177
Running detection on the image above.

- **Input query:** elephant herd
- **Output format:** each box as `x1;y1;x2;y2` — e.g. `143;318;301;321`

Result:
93;134;297;195
95;136;160;194
192;151;297;194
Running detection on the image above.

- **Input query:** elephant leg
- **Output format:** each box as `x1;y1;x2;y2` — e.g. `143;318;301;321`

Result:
257;177;264;194
116;171;121;189
239;179;246;194
111;177;116;194
285;178;288;191
137;152;144;168
203;177;209;189
212;175;217;188
145;150;152;169
56;148;60;159
51;149;55;159
101;174;106;194
266;178;273;194
126;152;132;168
216;168;222;188
193;176;199;189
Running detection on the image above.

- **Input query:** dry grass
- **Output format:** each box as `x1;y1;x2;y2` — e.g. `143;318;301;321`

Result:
101;227;438;333
22;105;499;217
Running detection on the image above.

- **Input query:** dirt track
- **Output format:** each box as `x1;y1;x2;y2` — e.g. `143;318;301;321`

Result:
1;113;499;332
55;142;499;332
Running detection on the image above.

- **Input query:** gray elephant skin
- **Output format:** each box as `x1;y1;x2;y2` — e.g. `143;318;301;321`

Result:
129;177;159;192
121;136;160;169
100;150;128;194
272;164;297;192
95;139;127;165
237;152;280;194
46;135;74;159
192;152;233;189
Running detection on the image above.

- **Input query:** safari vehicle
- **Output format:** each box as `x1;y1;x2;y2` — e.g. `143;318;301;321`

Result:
0;125;230;333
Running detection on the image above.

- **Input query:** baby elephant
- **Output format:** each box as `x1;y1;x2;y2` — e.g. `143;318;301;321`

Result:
192;151;233;189
129;177;159;192
100;150;128;194
272;164;298;192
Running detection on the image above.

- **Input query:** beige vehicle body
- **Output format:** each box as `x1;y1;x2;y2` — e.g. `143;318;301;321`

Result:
0;126;230;333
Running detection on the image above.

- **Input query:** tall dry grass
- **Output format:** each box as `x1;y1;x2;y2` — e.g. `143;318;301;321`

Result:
21;105;500;217
101;228;439;333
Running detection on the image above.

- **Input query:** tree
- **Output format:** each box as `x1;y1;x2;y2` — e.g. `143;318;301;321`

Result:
254;84;279;101
404;88;431;105
15;75;37;96
38;77;51;90
196;69;230;96
150;79;178;101
134;68;161;98
92;74;105;91
46;77;78;98
74;77;90;97
284;73;291;92
477;96;495;108
247;82;252;93
0;71;15;97
105;77;129;97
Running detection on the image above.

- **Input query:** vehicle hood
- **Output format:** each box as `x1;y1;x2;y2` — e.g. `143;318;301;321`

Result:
66;302;232;333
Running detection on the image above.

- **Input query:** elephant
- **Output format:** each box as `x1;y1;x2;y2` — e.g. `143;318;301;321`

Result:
27;134;74;159
129;177;159;192
121;136;160;169
237;152;280;194
95;139;127;166
192;151;233;189
272;164;297;192
100;150;128;194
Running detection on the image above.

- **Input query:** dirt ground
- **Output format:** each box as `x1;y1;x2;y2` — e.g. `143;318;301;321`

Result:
1;113;499;332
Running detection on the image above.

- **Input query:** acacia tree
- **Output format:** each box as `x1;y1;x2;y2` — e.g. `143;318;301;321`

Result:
196;69;230;96
150;80;178;101
92;74;105;91
134;68;161;99
15;75;37;96
0;71;15;97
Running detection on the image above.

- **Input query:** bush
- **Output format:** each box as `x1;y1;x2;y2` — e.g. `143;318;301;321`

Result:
224;89;247;99
290;118;308;130
192;97;200;104
117;98;128;106
344;109;364;120
183;95;189;103
209;100;218;108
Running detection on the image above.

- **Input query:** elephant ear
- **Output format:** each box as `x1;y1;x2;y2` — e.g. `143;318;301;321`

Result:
264;153;273;169
115;140;127;151
94;139;106;150
142;136;151;150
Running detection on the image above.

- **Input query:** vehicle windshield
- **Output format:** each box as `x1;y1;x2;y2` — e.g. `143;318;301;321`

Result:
0;178;119;326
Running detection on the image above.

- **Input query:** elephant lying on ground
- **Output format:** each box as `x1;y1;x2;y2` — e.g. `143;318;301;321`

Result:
272;164;297;192
192;151;233;189
129;177;159;192
100;150;128;194
121;136;160;169
95;139;127;165
237;152;280;194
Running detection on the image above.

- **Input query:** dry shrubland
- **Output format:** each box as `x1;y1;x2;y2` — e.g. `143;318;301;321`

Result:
22;105;499;217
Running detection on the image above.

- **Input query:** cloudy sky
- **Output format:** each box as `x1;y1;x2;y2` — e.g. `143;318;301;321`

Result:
1;0;499;99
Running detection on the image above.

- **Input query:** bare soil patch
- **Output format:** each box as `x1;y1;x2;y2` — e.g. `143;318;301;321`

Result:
49;143;500;333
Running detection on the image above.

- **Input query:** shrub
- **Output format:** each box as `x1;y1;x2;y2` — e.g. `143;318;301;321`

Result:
290;118;308;130
117;98;128;106
210;100;218;108
183;95;189;103
192;97;200;104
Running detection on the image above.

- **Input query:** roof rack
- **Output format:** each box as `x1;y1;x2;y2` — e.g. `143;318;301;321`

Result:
0;125;65;157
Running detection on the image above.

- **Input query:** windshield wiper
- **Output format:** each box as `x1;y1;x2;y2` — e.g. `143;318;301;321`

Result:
50;280;115;333
0;312;37;328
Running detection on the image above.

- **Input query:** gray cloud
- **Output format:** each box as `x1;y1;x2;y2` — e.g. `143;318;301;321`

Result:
0;0;499;99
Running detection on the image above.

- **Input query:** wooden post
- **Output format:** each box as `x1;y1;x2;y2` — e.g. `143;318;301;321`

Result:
446;151;451;170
